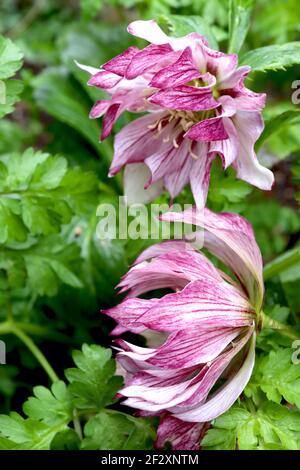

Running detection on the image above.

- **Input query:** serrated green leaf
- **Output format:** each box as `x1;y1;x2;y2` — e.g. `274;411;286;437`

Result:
241;42;300;72
81;411;155;450
202;401;300;450
0;79;23;118
246;348;300;408
0;149;98;240
0;412;62;450
0;36;23;80
0;234;83;296
0;32;23;118
65;344;123;411
23;381;73;426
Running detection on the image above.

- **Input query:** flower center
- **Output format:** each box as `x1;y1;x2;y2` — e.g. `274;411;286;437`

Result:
148;109;215;160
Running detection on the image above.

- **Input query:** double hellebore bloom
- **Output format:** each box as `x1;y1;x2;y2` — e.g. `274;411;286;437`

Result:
103;209;264;450
78;20;274;207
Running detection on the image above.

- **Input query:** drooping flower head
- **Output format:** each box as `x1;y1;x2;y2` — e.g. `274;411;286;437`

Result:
103;209;264;449
78;20;274;208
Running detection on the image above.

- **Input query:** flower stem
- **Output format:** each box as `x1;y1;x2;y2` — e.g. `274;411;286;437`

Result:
260;312;300;340
0;320;59;383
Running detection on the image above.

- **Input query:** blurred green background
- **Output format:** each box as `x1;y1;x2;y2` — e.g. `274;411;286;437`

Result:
0;0;299;417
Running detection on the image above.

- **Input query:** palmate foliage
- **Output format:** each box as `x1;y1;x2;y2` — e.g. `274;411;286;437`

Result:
0;0;299;450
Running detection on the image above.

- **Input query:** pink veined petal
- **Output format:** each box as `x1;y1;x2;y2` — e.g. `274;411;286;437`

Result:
133;240;196;265
102;46;139;76
88;70;122;89
117;257;185;297
127;20;170;45
119;365;205;410
149;85;218;111
186;116;229;141
121;375;193;405
218;65;251;90
204;46;238;81
189;142;212;209
232;90;266;111
232;110;274;190
109;112;168;176
188;95;238;166
209;116;240;168
174;333;255;422
160;208;265;311
134;244;224;283
100;103;121;140
144;128;184;185
89;100;111;119
149;47;202;88
103;297;158;335
144;134;193;195
163;142;194;199
137;279;255;332
126;44;174;80
156;415;208;451
228;73;266;111
169;327;253;412
148;327;243;369
122;248;224;296
121;328;252;412
124;163;164;205
233;89;266;111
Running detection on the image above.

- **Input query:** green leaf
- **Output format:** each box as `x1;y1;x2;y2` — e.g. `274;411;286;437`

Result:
0;412;63;450
0;235;83;296
159;14;219;50
246;348;300;408
228;0;253;54
32;67;111;167
65;344;123;411
23;237;83;295
0;381;73;450
81;411;155;450
240;42;300;72
0;36;23;80
264;247;300;281
0;148;98;240
23;381;73;426
202;401;300;450
0;79;23;118
208;161;252;204
80;0;103;20
0;36;23;118
0;344;155;450
50;429;81;450
256;110;300;150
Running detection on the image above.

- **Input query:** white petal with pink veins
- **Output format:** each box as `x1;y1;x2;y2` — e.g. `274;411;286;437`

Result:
174;334;255;422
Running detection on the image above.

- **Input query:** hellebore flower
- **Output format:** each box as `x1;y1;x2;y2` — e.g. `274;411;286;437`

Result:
78;19;274;207
103;209;264;449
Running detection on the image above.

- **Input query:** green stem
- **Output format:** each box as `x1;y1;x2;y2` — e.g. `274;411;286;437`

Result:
0;320;72;344
0;320;59;383
260;312;300;341
263;247;300;281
